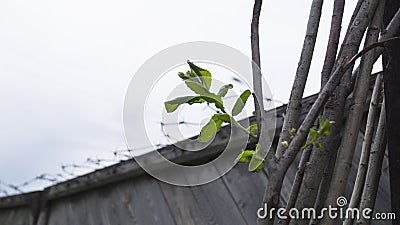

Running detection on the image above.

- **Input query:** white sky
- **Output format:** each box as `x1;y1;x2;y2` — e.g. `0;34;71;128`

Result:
0;0;363;195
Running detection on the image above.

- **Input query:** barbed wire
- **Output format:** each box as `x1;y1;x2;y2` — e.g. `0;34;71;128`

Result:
0;95;287;198
0;119;204;198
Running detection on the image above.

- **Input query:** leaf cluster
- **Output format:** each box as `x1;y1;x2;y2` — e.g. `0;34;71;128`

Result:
164;61;255;144
164;62;333;173
300;116;334;150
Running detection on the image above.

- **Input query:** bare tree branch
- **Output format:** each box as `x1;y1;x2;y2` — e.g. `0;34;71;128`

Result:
251;0;265;140
321;0;346;87
357;100;387;225
344;73;383;225
289;1;346;223
275;0;324;159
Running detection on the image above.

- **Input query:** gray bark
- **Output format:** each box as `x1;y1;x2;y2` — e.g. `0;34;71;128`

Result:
318;1;382;224
344;73;384;225
275;0;324;159
250;0;274;168
289;1;380;224
261;35;388;225
314;11;399;222
356;101;387;225
280;1;345;224
310;135;340;225
258;1;324;224
277;145;313;225
255;2;400;225
251;0;265;137
382;1;400;221
250;3;284;225
321;0;346;88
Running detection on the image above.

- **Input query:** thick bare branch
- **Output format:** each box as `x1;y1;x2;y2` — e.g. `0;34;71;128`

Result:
356;100;387;225
278;144;313;225
321;0;346;87
275;0;324;159
258;1;324;224
331;3;385;225
251;0;264;139
344;73;383;225
289;1;346;223
259;30;396;225
250;0;276;165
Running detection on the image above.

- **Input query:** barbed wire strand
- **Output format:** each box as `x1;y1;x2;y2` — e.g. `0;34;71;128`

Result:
0;99;291;198
0;119;205;197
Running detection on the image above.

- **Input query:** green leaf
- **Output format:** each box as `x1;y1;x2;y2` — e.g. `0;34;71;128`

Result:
183;80;225;112
185;80;212;96
202;96;225;113
314;142;324;149
186;70;197;78
217;84;233;97
319;116;324;128
164;96;205;113
248;144;264;172
309;128;319;141
213;113;231;123
178;72;189;80
198;117;221;142
187;61;212;90
252;152;265;161
184;70;202;84
251;161;264;173
289;128;297;138
247;124;258;135
319;120;331;136
232;90;251;116
324;120;331;134
235;150;255;163
249;158;264;172
198;114;230;142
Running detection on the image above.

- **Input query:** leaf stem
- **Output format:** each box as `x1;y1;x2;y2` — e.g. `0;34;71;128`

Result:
231;118;258;139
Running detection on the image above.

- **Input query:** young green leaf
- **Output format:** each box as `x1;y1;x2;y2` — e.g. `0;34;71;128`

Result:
184;80;225;112
187;61;212;90
309;128;319;141
232;89;251;116
198;117;222;142
217;84;233;97
319;116;324;128
164;96;205;113
314;142;324;149
201;96;225;113
251;161;264;173
249;157;264;172
213;113;231;123
289;128;297;138
247;124;258;136
178;72;189;80
185;80;212;96
248;144;265;172
319;120;331;136
281;141;289;148
198;114;230;142
235;150;255;163
185;70;202;83
169;82;221;112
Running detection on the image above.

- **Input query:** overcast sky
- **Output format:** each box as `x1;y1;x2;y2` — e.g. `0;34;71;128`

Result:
0;0;363;195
